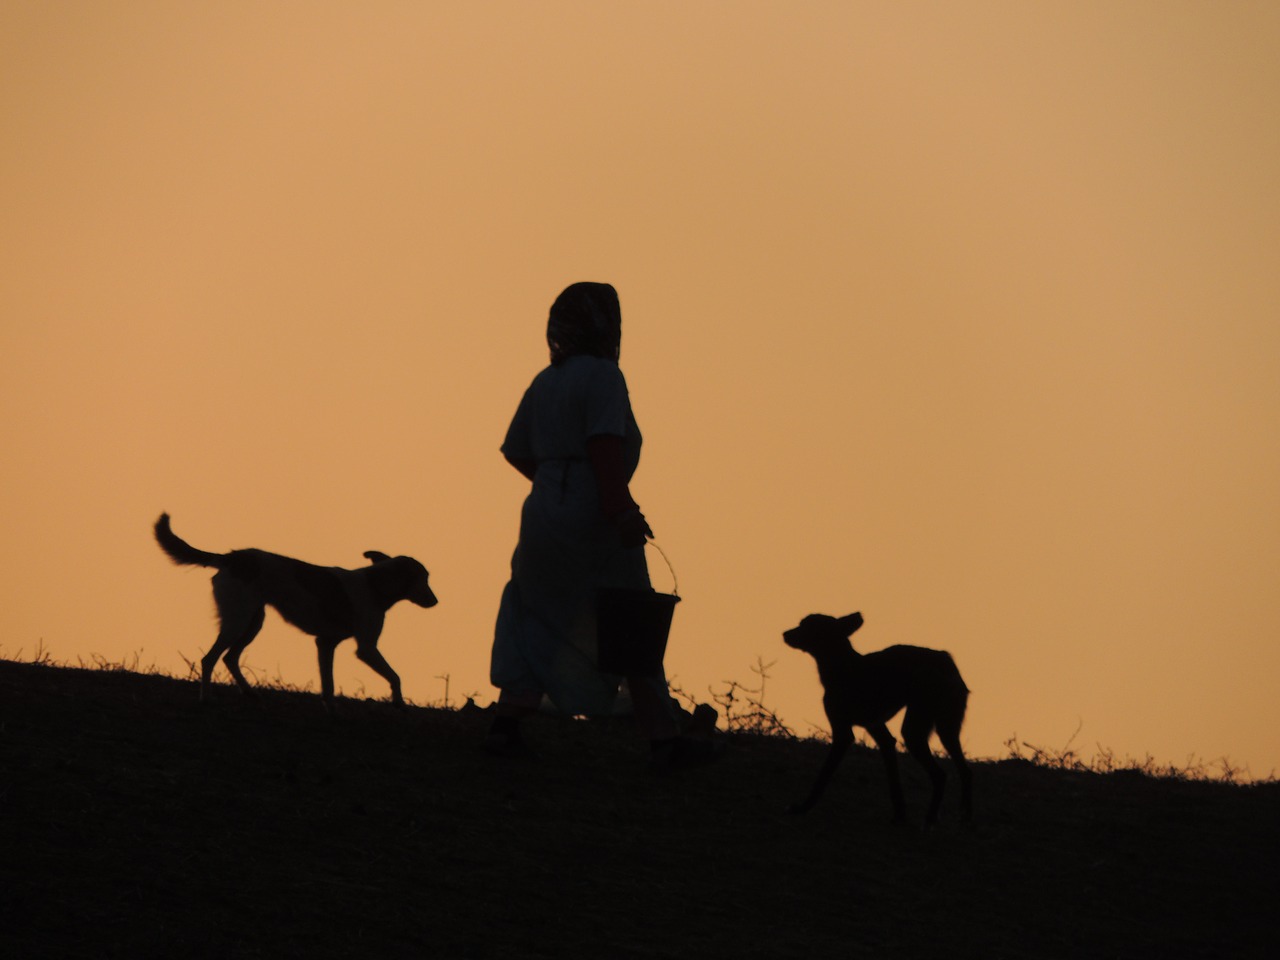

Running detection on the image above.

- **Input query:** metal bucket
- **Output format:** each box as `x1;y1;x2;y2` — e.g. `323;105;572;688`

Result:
595;542;680;676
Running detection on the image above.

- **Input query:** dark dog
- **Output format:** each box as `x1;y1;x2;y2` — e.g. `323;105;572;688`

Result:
783;612;972;823
155;513;437;707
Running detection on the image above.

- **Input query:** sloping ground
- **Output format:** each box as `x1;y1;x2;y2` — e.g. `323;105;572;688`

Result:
1;659;1276;959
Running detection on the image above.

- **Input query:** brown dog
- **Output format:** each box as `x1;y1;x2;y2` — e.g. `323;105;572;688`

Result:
783;612;972;823
155;513;437;707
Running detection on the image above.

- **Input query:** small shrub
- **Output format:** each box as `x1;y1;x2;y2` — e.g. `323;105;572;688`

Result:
673;656;794;738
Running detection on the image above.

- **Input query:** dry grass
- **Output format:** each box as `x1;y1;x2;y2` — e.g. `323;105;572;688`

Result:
2;654;1277;959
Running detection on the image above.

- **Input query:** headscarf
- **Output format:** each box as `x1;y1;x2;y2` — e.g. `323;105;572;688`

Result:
547;282;622;366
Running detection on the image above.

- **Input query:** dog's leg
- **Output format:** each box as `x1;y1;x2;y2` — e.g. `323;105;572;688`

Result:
902;710;947;824
935;716;972;821
354;633;403;706
200;640;230;701
315;637;341;707
206;576;265;700
788;728;852;814
865;721;907;823
221;606;265;698
203;578;239;700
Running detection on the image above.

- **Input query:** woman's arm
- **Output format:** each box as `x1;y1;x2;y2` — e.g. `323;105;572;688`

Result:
586;434;652;546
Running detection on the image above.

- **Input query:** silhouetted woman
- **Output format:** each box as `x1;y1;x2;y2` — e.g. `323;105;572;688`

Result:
489;282;708;765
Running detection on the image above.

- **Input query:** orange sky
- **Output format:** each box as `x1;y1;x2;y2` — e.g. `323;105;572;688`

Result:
4;1;1279;776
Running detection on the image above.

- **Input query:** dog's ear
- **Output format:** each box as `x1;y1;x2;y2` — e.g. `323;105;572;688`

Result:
838;612;864;636
363;550;392;564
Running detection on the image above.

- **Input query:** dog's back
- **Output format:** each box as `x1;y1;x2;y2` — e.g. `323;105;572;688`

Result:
864;644;969;714
156;514;357;635
233;552;360;638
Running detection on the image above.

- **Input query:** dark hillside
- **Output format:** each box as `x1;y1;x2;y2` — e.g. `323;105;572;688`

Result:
1;659;1275;959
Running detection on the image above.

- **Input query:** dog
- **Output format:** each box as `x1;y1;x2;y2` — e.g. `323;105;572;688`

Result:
154;513;437;707
783;612;972;824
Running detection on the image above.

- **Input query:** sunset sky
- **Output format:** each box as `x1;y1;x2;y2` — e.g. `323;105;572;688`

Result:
4;1;1278;777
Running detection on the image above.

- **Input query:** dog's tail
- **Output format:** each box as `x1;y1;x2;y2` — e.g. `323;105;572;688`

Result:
154;513;226;569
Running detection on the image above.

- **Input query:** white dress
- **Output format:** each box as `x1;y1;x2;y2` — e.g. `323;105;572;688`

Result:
491;355;652;715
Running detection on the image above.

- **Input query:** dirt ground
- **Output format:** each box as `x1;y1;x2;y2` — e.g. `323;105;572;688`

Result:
2;659;1276;959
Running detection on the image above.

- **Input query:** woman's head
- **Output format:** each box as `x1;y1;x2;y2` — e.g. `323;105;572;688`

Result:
547;282;621;365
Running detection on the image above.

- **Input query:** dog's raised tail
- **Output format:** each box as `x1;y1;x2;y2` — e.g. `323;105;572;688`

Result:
154;513;225;568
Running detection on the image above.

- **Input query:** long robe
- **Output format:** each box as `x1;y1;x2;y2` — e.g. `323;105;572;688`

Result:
491;355;652;715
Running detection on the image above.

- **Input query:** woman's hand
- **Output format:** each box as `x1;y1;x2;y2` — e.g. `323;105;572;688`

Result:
613;506;653;548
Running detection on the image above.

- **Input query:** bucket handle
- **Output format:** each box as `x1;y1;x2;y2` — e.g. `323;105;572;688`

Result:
646;539;678;597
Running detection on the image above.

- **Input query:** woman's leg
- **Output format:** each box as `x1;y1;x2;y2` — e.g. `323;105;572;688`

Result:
495;688;543;716
626;673;680;740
